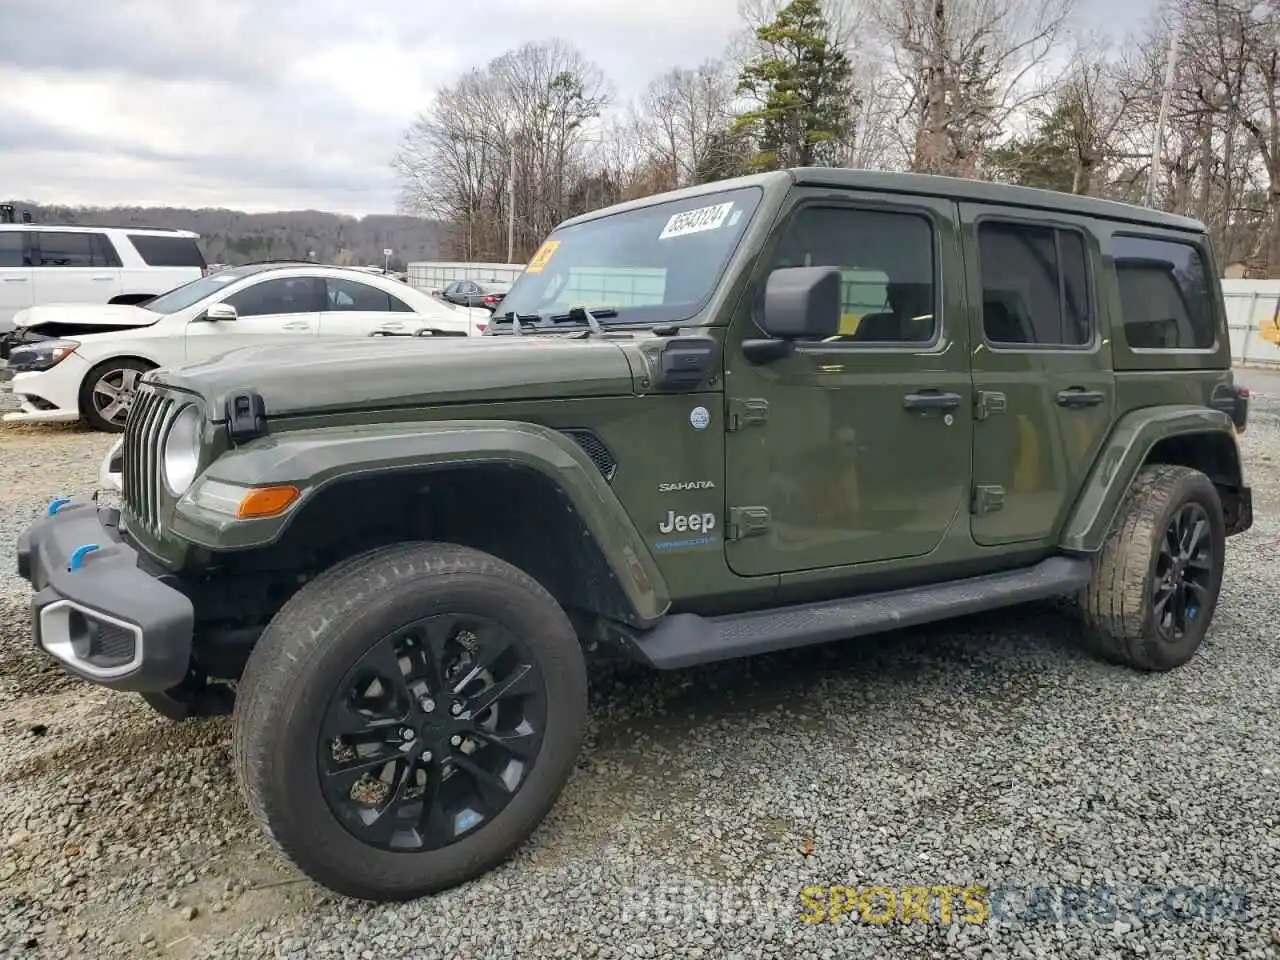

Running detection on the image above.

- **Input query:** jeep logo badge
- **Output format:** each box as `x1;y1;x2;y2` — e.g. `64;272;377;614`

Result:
658;510;717;535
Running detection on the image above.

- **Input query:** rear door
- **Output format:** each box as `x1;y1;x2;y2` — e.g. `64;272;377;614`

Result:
0;231;32;330
960;204;1115;546
183;275;322;360
30;230;124;305
318;276;418;338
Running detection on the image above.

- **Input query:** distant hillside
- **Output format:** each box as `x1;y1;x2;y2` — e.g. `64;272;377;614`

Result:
0;201;445;271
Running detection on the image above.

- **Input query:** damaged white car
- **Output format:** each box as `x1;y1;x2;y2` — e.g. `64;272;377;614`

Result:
1;261;490;432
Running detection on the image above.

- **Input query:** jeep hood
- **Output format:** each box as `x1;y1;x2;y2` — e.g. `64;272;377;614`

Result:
150;335;640;418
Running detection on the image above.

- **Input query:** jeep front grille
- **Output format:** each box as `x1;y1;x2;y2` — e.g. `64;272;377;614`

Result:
122;383;177;532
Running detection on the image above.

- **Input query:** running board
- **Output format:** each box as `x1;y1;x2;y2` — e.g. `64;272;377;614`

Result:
631;557;1093;669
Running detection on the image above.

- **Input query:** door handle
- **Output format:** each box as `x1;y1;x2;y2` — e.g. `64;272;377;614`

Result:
92;276;114;281
903;391;962;412
283;321;311;330
2;277;27;282
1056;388;1105;408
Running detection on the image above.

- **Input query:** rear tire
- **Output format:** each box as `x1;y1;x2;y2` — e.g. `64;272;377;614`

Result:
232;541;588;901
79;357;155;432
1080;464;1226;671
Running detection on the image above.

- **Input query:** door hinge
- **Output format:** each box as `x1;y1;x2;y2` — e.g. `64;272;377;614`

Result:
974;391;1007;421
727;398;769;431
971;485;1006;515
726;506;771;540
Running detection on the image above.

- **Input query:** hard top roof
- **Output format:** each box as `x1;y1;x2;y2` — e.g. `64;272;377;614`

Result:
555;167;1206;234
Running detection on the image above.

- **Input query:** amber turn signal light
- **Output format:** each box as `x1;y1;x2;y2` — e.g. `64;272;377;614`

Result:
236;484;300;519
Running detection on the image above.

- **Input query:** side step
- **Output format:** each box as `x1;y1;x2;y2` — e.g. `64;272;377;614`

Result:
631;556;1093;669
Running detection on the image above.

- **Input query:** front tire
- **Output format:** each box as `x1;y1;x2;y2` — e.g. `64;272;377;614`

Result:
79;357;155;432
1080;464;1226;671
232;542;588;901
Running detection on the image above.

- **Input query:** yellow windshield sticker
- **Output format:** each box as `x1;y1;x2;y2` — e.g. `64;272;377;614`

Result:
525;240;560;274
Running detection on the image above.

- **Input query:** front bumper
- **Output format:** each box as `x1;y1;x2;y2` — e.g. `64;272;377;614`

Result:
17;496;193;691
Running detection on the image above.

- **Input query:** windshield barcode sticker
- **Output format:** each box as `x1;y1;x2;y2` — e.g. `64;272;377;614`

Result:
659;202;735;240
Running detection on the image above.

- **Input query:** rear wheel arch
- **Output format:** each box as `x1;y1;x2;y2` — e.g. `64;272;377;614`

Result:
1060;408;1245;553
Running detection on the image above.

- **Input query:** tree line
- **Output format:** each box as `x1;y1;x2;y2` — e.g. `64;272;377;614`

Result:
0;202;443;270
392;0;1280;277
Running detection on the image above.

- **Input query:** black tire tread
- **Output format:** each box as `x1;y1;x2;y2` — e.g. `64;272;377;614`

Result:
232;540;585;900
1080;463;1222;670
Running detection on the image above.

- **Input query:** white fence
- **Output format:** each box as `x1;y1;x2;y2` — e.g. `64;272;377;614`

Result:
406;261;525;292
1224;279;1280;368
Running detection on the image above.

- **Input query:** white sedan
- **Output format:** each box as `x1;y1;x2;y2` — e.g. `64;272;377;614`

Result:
1;262;491;432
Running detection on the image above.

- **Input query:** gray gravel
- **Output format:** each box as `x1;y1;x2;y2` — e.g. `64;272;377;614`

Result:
2;375;1280;959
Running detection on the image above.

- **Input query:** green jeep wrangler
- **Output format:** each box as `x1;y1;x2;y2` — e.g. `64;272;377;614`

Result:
16;169;1252;902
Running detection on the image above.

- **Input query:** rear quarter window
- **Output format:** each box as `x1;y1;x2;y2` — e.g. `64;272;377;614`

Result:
1112;235;1216;350
126;234;208;269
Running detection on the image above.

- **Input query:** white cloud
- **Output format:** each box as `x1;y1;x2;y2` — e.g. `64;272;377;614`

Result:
0;0;1152;214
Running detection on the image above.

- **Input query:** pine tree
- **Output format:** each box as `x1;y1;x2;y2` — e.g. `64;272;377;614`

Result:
733;0;853;170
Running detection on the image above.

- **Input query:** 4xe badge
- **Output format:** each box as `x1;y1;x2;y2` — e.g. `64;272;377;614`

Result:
659;511;717;535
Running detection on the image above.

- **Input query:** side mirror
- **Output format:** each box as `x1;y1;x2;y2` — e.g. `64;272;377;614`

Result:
761;266;841;339
203;303;237;322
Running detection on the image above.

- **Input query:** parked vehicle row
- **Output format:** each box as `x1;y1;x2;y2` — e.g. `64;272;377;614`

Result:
1;262;489;431
0;224;207;333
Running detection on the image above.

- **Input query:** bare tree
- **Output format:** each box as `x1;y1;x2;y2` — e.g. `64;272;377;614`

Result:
878;0;1077;177
635;60;739;188
392;40;610;262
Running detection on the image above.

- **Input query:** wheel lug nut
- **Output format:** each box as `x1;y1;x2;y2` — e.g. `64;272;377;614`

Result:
399;727;414;740
450;735;462;747
419;697;435;713
450;703;464;716
422;750;433;762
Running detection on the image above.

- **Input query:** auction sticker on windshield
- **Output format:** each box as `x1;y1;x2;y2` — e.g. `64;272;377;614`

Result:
526;240;560;274
659;202;735;240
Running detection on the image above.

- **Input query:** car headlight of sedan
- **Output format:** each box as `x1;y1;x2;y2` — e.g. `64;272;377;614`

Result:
162;404;203;496
7;338;79;372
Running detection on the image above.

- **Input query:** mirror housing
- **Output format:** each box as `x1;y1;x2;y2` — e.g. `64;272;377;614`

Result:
760;266;842;340
203;303;237;322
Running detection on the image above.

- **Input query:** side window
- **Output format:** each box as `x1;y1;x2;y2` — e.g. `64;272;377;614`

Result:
35;231;97;267
0;233;26;267
326;278;393;311
389;293;415;312
126;234;206;269
767;205;937;344
1112;235;1215;349
225;276;323;317
92;234;122;267
978;221;1091;347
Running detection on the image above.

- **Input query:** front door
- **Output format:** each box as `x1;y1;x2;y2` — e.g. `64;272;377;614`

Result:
724;190;973;578
184;275;322;360
959;205;1115;546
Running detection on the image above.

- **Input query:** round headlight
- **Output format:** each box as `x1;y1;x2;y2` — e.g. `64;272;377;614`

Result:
162;404;202;496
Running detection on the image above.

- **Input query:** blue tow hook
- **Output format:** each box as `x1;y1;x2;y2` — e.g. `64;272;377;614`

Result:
47;497;72;516
67;544;100;572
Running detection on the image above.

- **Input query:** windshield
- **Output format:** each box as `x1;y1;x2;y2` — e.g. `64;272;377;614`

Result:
496;185;763;327
142;271;245;314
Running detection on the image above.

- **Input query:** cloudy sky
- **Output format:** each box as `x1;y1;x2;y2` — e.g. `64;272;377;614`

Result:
0;0;1157;217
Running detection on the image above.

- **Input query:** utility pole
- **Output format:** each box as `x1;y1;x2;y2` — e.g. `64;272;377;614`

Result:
506;143;516;265
1147;19;1182;208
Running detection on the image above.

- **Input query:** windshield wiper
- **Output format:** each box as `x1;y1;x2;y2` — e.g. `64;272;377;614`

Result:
559;305;613;335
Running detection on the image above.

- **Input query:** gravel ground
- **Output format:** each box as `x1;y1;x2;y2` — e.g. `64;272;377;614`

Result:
1;374;1279;959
